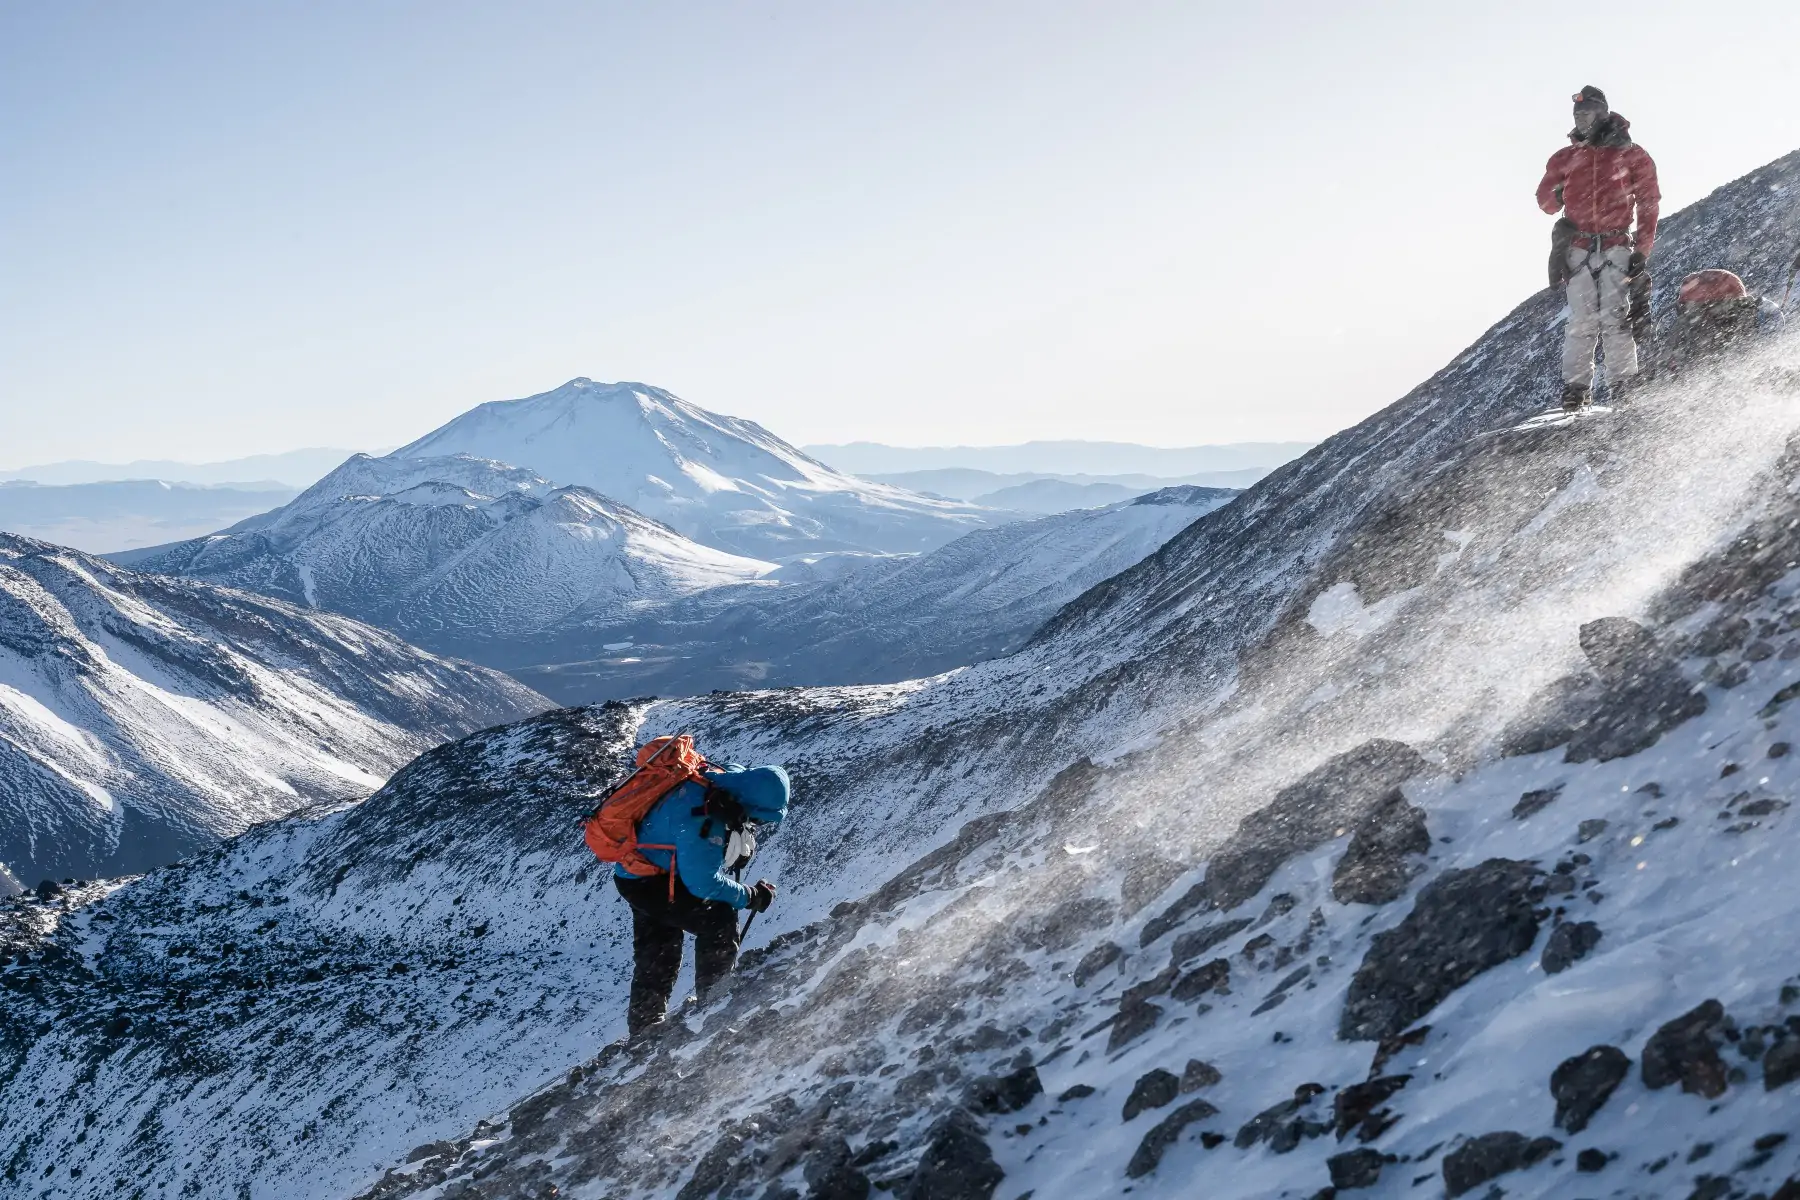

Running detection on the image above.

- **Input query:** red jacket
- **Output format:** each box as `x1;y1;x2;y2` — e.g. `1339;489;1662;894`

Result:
1536;114;1660;257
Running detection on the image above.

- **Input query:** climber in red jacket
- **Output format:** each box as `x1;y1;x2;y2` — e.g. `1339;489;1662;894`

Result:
1537;86;1661;411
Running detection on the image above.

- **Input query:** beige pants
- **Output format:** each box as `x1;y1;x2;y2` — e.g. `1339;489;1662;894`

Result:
1563;243;1638;387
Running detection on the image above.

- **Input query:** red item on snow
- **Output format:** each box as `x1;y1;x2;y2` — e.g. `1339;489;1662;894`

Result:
1677;269;1749;306
1536;114;1661;257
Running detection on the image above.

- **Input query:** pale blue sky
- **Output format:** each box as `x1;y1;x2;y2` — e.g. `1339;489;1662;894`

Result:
4;1;1799;467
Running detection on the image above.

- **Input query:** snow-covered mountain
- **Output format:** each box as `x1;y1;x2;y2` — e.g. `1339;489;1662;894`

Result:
393;378;1005;558
120;453;776;663
514;484;1238;703
0;532;547;889
5;149;1800;1200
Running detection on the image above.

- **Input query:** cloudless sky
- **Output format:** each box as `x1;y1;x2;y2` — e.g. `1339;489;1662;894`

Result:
4;1;1800;467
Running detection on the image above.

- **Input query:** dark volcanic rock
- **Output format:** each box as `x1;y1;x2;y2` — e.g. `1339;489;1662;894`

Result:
1234;1084;1330;1153
1338;859;1544;1041
1541;920;1603;974
901;1110;1003;1200
1642;999;1728;1097
1122;1068;1180;1121
1180;1060;1222;1093
1441;1132;1560;1197
1072;941;1122;987
803;1138;872;1200
1576;1147;1608;1172
1169;918;1253;967
1327;1147;1386;1190
1171;958;1230;1001
1550;1044;1629;1132
1765;1036;1800;1090
1205;740;1429;910
1126;1099;1219;1178
1511;786;1562;820
965;1066;1041;1115
1331;790;1431;905
1333;1075;1409;1142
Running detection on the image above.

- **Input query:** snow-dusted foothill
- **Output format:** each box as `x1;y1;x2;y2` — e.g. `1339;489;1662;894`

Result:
4;150;1800;1200
392;378;1007;559
0;532;548;887
514;484;1237;703
119;454;777;664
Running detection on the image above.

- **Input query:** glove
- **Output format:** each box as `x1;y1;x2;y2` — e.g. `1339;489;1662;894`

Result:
745;880;776;913
1628;251;1647;280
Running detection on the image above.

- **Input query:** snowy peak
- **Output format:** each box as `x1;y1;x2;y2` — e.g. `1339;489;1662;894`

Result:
390;378;1004;557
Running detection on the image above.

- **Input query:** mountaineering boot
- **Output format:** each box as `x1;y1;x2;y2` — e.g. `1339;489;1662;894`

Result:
1561;382;1591;412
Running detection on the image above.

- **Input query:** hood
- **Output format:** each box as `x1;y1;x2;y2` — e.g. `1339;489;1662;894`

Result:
1568;111;1634;148
706;763;791;826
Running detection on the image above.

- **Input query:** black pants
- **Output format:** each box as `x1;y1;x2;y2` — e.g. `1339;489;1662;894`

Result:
615;874;741;1035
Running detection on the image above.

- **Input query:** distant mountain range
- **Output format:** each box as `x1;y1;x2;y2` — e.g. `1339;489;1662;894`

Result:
806;438;1314;477
511;485;1237;703
0;479;299;553
1;532;546;888
865;467;1271;508
0;447;363;489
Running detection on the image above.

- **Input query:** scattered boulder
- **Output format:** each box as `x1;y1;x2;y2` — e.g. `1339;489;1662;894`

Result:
1764;1036;1800;1090
1109;967;1179;1051
1502;619;1707;762
1577;818;1609;843
1575;1147;1608;1172
1642;1000;1728;1098
1550;1045;1629;1133
1171;958;1230;1002
1169;918;1253;967
1327;1147;1386;1190
1180;1060;1222;1093
1338;859;1544;1041
1072;942;1122;987
1541;920;1603;974
35;879;62;900
803;1138;872;1200
1204;740;1429;910
1441;1132;1560;1197
1333;1075;1409;1142
1512;786;1563;821
1056;1084;1095;1102
1332;791;1431;905
1125;1099;1219;1178
965;1066;1041;1115
1122;1069;1180;1121
901;1110;1003;1200
1139;882;1211;947
1234;1084;1330;1153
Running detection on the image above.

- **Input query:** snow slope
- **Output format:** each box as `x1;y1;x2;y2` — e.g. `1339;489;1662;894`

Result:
0;532;547;888
120;454;775;664
513;485;1238;702
3;150;1799;1200
393;378;1006;558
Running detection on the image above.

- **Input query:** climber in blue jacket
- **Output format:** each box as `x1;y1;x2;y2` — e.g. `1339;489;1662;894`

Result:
614;761;789;1035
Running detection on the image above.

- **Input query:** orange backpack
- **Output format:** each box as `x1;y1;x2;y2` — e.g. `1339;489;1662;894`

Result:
582;734;712;877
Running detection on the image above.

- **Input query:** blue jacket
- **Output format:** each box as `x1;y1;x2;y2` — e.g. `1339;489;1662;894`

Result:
614;763;790;908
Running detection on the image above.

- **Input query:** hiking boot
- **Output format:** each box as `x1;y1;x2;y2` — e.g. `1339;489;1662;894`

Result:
1560;383;1591;413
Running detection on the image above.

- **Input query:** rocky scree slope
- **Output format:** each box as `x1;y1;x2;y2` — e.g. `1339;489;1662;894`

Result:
0;532;547;888
512;485;1237;704
119;454;775;666
4;151;1800;1199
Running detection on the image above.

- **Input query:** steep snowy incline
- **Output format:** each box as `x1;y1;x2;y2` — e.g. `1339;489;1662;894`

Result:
0;532;547;886
514;485;1238;703
2;150;1797;1200
122;454;775;664
392;378;1007;558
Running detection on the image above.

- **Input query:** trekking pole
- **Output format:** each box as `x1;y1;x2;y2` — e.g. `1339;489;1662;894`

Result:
739;909;758;943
